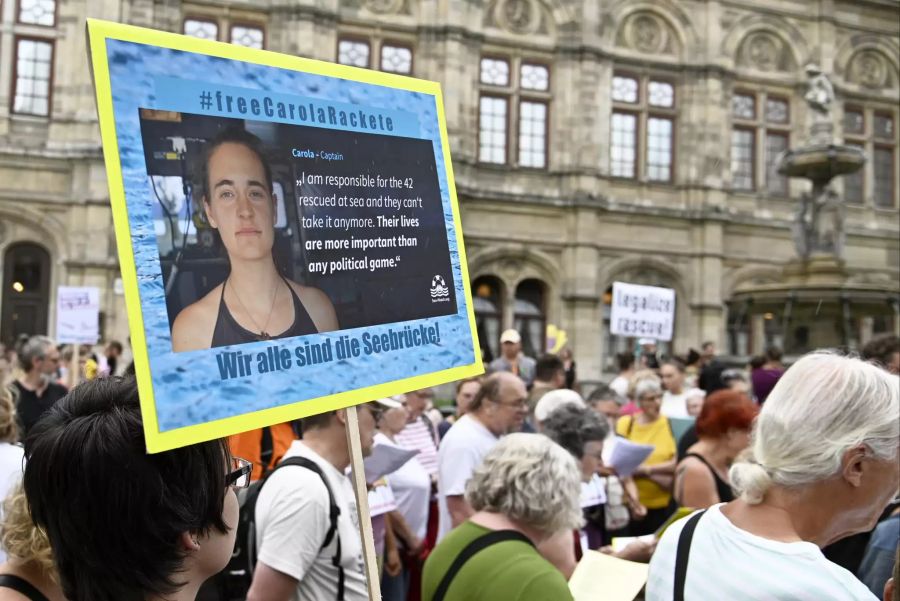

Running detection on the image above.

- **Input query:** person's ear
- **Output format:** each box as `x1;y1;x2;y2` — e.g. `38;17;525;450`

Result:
335;409;348;427
203;198;217;229
179;531;201;552
841;445;867;488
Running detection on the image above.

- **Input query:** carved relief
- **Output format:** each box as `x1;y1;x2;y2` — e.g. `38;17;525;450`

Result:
363;0;406;14
851;51;888;88
494;0;541;35
616;12;677;57
737;31;795;72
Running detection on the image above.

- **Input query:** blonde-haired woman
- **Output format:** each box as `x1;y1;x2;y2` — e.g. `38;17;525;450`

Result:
647;352;899;601
0;389;23;566
0;483;64;600
423;433;583;601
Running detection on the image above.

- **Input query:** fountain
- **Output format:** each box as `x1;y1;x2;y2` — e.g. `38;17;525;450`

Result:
728;65;899;354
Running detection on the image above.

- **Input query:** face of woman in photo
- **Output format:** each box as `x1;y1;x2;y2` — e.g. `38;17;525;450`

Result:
204;142;276;263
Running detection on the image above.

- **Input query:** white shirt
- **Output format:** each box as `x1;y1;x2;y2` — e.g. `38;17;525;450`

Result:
0;443;23;564
375;432;431;539
647;503;878;601
661;389;695;419
254;441;368;601
436;413;499;541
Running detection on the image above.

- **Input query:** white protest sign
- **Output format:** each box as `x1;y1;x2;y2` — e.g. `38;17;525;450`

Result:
56;286;100;344
610;282;675;342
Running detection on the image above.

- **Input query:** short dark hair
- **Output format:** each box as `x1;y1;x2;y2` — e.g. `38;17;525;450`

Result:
861;335;899;369
107;340;124;354
541;404;609;460
455;377;481;395
23;377;230;601
535;354;564;382
661;357;686;373
197;126;273;204
616;352;634;372
301;410;337;432
765;346;783;362
701;341;715;351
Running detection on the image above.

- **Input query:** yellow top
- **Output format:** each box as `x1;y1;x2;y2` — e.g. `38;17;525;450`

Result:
616;414;676;509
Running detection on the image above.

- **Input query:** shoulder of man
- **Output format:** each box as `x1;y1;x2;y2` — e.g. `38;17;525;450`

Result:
259;459;334;510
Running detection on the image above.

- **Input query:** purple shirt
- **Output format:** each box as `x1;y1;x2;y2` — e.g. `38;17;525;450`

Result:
751;367;784;403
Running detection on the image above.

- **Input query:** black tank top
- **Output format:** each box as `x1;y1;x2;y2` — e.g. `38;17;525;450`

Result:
683;452;735;503
211;277;318;346
0;574;50;601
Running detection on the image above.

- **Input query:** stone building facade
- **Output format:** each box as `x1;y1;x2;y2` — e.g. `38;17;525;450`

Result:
0;0;897;383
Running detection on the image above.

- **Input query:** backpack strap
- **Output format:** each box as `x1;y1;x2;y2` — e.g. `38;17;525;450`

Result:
626;414;635;437
432;530;533;601
272;457;343;600
673;510;706;601
259;426;274;476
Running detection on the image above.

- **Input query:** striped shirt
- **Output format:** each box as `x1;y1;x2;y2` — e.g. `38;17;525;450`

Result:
647;504;878;601
394;417;439;476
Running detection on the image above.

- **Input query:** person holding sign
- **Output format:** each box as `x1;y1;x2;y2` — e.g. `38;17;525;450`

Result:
171;128;338;352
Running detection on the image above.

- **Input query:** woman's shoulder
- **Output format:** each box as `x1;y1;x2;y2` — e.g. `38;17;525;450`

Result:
171;285;223;352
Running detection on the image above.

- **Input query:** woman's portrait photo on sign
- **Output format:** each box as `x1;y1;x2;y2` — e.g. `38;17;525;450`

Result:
139;109;457;353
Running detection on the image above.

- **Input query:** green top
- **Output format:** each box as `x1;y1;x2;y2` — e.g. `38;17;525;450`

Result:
422;521;574;601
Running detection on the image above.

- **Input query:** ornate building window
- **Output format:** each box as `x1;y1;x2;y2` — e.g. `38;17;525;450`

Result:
610;73;676;182
514;279;546;359
18;0;56;26
183;15;265;49
12;37;54;116
336;36;413;75
730;90;790;195
473;276;504;363
842;106;898;209
478;56;550;168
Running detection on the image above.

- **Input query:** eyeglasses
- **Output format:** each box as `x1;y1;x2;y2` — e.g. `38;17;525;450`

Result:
226;457;252;489
494;399;528;410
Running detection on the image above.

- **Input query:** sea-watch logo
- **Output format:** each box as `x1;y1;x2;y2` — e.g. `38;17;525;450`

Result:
430;275;450;303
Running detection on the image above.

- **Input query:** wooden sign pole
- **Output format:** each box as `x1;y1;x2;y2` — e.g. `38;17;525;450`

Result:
345;405;382;601
69;344;80;390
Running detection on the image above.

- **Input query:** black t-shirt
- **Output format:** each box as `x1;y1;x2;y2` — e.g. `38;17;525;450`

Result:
12;380;68;437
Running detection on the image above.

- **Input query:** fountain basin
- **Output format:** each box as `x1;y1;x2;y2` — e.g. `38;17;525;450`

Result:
777;144;865;181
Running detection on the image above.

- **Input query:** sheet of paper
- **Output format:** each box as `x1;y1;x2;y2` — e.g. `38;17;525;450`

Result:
367;480;398;517
363;444;419;483
608;437;654;478
569;550;649;601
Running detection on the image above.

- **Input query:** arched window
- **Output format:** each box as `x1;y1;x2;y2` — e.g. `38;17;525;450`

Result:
1;242;51;345
473;276;504;363
514;279;546;359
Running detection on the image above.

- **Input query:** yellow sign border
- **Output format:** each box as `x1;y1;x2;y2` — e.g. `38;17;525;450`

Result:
86;19;483;453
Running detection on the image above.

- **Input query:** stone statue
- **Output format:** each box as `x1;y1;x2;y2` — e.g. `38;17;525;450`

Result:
804;64;835;145
793;182;845;259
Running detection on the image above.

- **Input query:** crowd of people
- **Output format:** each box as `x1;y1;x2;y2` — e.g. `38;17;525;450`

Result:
0;329;896;601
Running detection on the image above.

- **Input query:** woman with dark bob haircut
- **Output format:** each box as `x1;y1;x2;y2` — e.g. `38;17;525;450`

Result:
22;377;247;601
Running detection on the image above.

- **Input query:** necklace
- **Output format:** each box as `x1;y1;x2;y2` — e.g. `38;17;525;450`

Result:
228;276;280;340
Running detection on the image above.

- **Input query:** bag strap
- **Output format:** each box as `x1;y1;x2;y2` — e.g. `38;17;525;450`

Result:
259;426;274;476
433;530;533;601
0;574;51;601
626;414;635;437
673;510;706;601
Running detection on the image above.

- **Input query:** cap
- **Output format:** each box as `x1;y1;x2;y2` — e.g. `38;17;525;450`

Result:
638;337;657;345
500;329;521;344
373;397;403;409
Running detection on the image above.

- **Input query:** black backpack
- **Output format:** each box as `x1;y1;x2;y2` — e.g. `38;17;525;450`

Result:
209;455;344;601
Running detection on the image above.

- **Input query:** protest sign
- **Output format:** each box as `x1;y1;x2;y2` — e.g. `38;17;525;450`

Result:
86;19;482;453
56;286;100;345
610;281;676;342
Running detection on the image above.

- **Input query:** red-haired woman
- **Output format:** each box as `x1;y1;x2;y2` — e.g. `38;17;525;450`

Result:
673;390;758;509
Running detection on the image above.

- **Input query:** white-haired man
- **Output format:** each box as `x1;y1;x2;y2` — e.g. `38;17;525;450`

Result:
436;371;527;542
